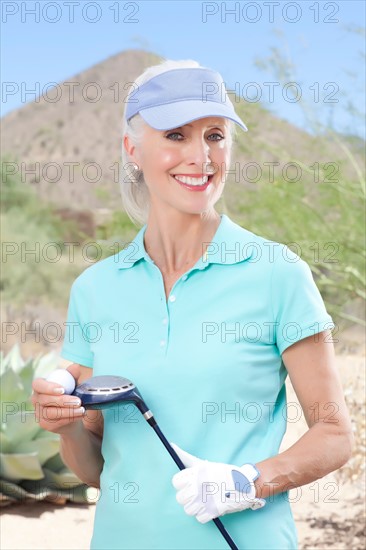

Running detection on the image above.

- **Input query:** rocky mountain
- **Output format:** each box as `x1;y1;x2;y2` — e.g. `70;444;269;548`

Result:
1;49;363;212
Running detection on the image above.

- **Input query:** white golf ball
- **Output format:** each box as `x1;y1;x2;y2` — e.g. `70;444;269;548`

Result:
46;369;76;395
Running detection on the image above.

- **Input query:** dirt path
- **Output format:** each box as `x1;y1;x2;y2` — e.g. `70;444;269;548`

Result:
0;502;95;550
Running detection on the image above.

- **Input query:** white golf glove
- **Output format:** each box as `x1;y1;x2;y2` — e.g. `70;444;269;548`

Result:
171;443;266;524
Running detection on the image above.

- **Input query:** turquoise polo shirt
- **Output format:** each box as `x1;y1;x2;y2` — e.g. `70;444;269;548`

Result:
61;214;334;550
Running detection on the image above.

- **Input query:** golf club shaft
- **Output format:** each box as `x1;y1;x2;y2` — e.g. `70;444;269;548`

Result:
149;420;239;550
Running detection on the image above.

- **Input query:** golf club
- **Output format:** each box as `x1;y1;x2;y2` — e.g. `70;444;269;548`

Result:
73;375;239;550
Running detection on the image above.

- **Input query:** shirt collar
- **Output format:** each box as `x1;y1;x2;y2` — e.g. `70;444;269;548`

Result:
116;214;256;270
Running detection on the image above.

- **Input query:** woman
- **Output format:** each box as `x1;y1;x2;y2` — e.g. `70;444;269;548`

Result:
32;59;353;550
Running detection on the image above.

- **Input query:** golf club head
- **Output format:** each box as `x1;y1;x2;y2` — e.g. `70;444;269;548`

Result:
73;375;149;414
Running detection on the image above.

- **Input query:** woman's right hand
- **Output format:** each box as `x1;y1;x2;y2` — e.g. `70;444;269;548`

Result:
32;364;104;487
31;363;97;436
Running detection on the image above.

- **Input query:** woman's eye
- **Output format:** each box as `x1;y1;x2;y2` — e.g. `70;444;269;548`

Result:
165;132;184;141
208;133;225;141
165;131;225;142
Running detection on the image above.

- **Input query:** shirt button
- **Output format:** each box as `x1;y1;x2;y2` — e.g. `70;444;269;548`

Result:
162;318;168;325
182;275;188;281
169;295;176;303
160;340;166;347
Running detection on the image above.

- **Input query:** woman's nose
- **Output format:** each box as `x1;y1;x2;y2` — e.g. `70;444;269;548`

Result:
184;136;212;167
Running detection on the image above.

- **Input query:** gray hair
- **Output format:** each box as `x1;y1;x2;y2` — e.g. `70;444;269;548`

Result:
120;59;236;227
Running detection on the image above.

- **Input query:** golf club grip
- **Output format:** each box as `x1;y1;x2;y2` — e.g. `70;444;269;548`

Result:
151;423;239;550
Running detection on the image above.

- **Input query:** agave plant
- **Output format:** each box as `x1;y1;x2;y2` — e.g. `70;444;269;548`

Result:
0;345;96;507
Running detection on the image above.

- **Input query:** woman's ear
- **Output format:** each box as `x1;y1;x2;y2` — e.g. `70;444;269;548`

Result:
123;135;138;164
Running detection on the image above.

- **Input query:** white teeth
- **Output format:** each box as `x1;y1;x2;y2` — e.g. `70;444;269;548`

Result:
174;175;209;186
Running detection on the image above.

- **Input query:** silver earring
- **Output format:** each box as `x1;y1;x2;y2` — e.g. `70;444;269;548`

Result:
131;162;142;184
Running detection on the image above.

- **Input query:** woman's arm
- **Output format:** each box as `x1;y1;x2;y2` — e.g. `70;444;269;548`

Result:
254;330;354;499
32;362;105;489
59;363;105;488
59;418;104;489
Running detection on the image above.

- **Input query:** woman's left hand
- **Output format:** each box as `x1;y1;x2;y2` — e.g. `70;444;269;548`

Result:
171;443;266;523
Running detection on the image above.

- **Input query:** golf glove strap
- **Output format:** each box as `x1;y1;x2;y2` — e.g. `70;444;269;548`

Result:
171;443;266;524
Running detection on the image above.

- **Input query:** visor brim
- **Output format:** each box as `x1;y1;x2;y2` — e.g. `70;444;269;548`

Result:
138;100;248;132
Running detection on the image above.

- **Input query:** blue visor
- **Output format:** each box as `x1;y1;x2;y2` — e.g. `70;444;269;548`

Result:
125;67;248;132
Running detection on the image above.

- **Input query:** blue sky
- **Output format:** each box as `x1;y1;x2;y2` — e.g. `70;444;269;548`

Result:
1;0;365;136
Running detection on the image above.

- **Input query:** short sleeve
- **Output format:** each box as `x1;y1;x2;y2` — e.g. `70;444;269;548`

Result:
60;277;94;368
271;246;335;355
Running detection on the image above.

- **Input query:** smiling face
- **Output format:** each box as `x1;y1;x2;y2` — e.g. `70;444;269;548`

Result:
124;117;232;218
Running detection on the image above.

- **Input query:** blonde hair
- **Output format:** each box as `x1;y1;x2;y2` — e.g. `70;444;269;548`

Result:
121;59;235;227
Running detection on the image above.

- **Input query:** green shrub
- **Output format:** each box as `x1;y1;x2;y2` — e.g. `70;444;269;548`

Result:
0;345;96;506
1;158;82;307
